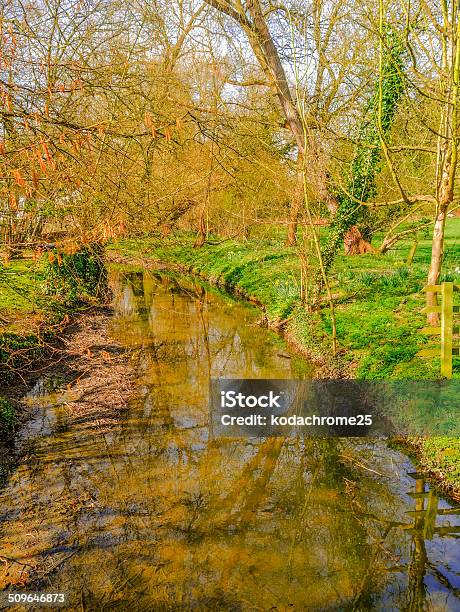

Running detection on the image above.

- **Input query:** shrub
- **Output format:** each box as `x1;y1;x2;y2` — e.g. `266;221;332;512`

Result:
43;244;108;305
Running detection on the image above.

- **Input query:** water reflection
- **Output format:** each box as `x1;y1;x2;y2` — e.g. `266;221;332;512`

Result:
0;269;459;610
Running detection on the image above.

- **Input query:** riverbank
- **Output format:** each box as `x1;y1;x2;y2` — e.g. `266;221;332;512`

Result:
0;253;127;439
0;257;61;438
39;309;135;426
0;308;136;587
0;306;135;493
108;232;460;501
109;232;449;378
1;268;457;608
0;258;57;387
2;242;460;501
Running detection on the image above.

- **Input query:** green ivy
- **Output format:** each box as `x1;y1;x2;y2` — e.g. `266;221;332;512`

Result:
322;27;406;272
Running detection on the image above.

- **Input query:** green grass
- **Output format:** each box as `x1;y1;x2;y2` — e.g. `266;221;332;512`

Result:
417;437;460;488
0;258;45;317
0;259;49;385
0;253;99;384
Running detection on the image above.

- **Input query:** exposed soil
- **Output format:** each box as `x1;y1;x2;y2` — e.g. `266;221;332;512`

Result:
49;310;135;426
0;308;135;486
2;309;133;410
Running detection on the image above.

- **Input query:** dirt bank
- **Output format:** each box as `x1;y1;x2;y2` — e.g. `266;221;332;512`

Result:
0;308;135;490
50;310;135;426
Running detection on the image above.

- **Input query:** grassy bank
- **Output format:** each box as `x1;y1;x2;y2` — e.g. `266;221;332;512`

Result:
1;246;108;381
0;257;58;436
0;249;107;437
0;397;16;440
0;257;60;386
109;222;460;499
110;223;460;378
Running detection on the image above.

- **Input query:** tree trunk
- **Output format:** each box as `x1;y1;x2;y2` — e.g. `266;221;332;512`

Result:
286;205;299;246
426;203;449;324
426;12;460;324
193;208;207;248
285;163;304;246
206;1;309;245
244;0;305;155
205;0;335;247
427;145;452;325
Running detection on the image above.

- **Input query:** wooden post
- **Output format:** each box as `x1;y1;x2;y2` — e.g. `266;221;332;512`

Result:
423;490;439;540
441;282;454;378
418;282;458;376
406;239;418;265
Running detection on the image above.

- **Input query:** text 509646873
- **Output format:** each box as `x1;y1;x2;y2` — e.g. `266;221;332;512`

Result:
1;593;67;607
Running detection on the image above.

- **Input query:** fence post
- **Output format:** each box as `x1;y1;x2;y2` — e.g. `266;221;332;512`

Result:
418;282;458;378
441;282;453;378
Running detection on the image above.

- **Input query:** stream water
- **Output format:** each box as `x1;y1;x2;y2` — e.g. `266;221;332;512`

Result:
0;268;460;611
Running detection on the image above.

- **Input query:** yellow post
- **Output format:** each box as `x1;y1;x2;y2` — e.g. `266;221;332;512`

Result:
441;282;454;378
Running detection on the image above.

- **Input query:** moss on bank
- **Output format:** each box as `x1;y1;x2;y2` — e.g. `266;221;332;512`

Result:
0;396;16;439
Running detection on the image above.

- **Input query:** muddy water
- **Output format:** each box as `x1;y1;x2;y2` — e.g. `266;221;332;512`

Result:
1;268;460;611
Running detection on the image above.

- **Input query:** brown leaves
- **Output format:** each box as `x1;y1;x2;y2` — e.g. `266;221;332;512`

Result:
40;139;56;170
41;139;52;162
144;111;153;128
145;112;160;138
46;248;63;266
1;92;13;111
31;170;39;188
9;193;17;210
12;168;25;187
63;242;80;256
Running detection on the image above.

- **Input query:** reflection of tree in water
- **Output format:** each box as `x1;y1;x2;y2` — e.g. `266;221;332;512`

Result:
406;476;429;612
111;271;149;318
403;476;460;611
349;472;460;612
2;274;460;610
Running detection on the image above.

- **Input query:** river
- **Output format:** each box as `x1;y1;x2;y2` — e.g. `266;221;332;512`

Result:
0;267;459;611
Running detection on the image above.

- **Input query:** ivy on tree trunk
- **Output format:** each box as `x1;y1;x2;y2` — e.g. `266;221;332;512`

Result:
321;27;405;272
